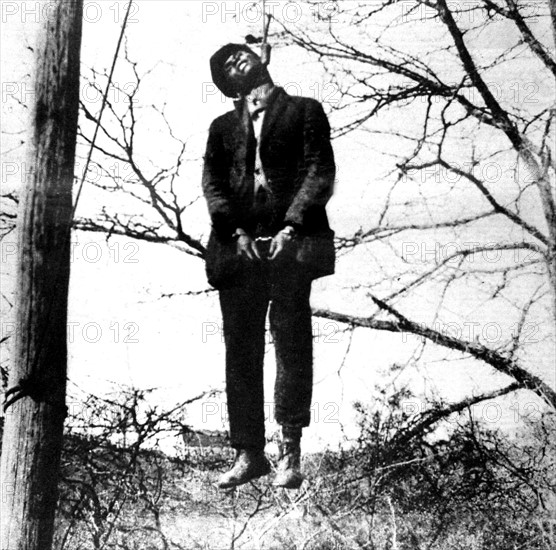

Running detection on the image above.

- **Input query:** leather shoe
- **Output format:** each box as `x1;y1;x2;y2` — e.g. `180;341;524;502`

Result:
273;438;304;489
217;449;271;489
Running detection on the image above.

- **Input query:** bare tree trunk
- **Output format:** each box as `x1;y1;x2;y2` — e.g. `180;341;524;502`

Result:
0;2;83;549
547;0;556;318
519;146;556;325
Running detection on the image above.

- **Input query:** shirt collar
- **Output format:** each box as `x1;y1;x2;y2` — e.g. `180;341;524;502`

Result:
244;82;275;113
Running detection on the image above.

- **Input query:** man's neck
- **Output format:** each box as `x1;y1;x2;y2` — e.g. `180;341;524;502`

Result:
243;79;274;104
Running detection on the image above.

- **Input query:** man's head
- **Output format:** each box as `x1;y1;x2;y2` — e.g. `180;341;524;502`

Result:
210;44;267;98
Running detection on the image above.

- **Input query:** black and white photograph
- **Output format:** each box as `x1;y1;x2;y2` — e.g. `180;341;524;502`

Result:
1;1;555;548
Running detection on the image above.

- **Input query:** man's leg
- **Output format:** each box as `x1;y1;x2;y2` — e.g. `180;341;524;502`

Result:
217;269;271;487
270;268;313;429
269;267;313;488
219;275;269;451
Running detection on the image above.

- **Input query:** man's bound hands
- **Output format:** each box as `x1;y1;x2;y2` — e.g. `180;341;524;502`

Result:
235;226;296;261
236;234;262;261
268;227;295;261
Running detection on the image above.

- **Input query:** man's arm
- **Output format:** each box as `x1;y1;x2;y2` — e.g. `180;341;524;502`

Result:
202;118;236;238
202;118;261;260
284;99;335;230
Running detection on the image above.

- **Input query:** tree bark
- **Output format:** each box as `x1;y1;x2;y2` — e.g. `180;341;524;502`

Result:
0;2;83;549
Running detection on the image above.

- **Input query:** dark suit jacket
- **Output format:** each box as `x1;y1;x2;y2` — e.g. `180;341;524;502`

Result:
202;87;336;288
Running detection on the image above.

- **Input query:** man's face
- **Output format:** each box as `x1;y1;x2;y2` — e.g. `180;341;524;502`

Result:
223;49;262;93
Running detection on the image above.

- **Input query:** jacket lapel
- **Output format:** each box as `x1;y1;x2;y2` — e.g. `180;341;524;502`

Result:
233;98;253;141
232;99;256;205
260;87;288;147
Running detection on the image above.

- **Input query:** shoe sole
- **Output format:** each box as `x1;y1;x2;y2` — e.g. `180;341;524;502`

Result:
272;475;304;489
217;463;271;489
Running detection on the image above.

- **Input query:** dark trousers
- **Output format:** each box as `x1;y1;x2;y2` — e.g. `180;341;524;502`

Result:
219;260;313;451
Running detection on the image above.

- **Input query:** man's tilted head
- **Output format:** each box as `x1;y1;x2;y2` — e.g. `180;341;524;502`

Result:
210;43;265;98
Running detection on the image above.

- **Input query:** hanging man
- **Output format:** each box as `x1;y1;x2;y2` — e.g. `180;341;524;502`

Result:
202;41;335;489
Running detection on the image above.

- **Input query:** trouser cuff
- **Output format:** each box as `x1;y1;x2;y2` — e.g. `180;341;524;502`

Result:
282;426;302;441
230;438;266;453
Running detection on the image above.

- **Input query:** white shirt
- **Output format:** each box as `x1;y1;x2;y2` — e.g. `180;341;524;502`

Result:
251;109;267;195
245;83;275;197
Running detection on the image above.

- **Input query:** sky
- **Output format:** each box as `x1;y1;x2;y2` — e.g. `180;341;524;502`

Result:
1;1;555;453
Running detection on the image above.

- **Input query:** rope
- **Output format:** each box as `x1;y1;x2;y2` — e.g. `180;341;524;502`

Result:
262;0;268;43
261;0;272;66
4;1;134;413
